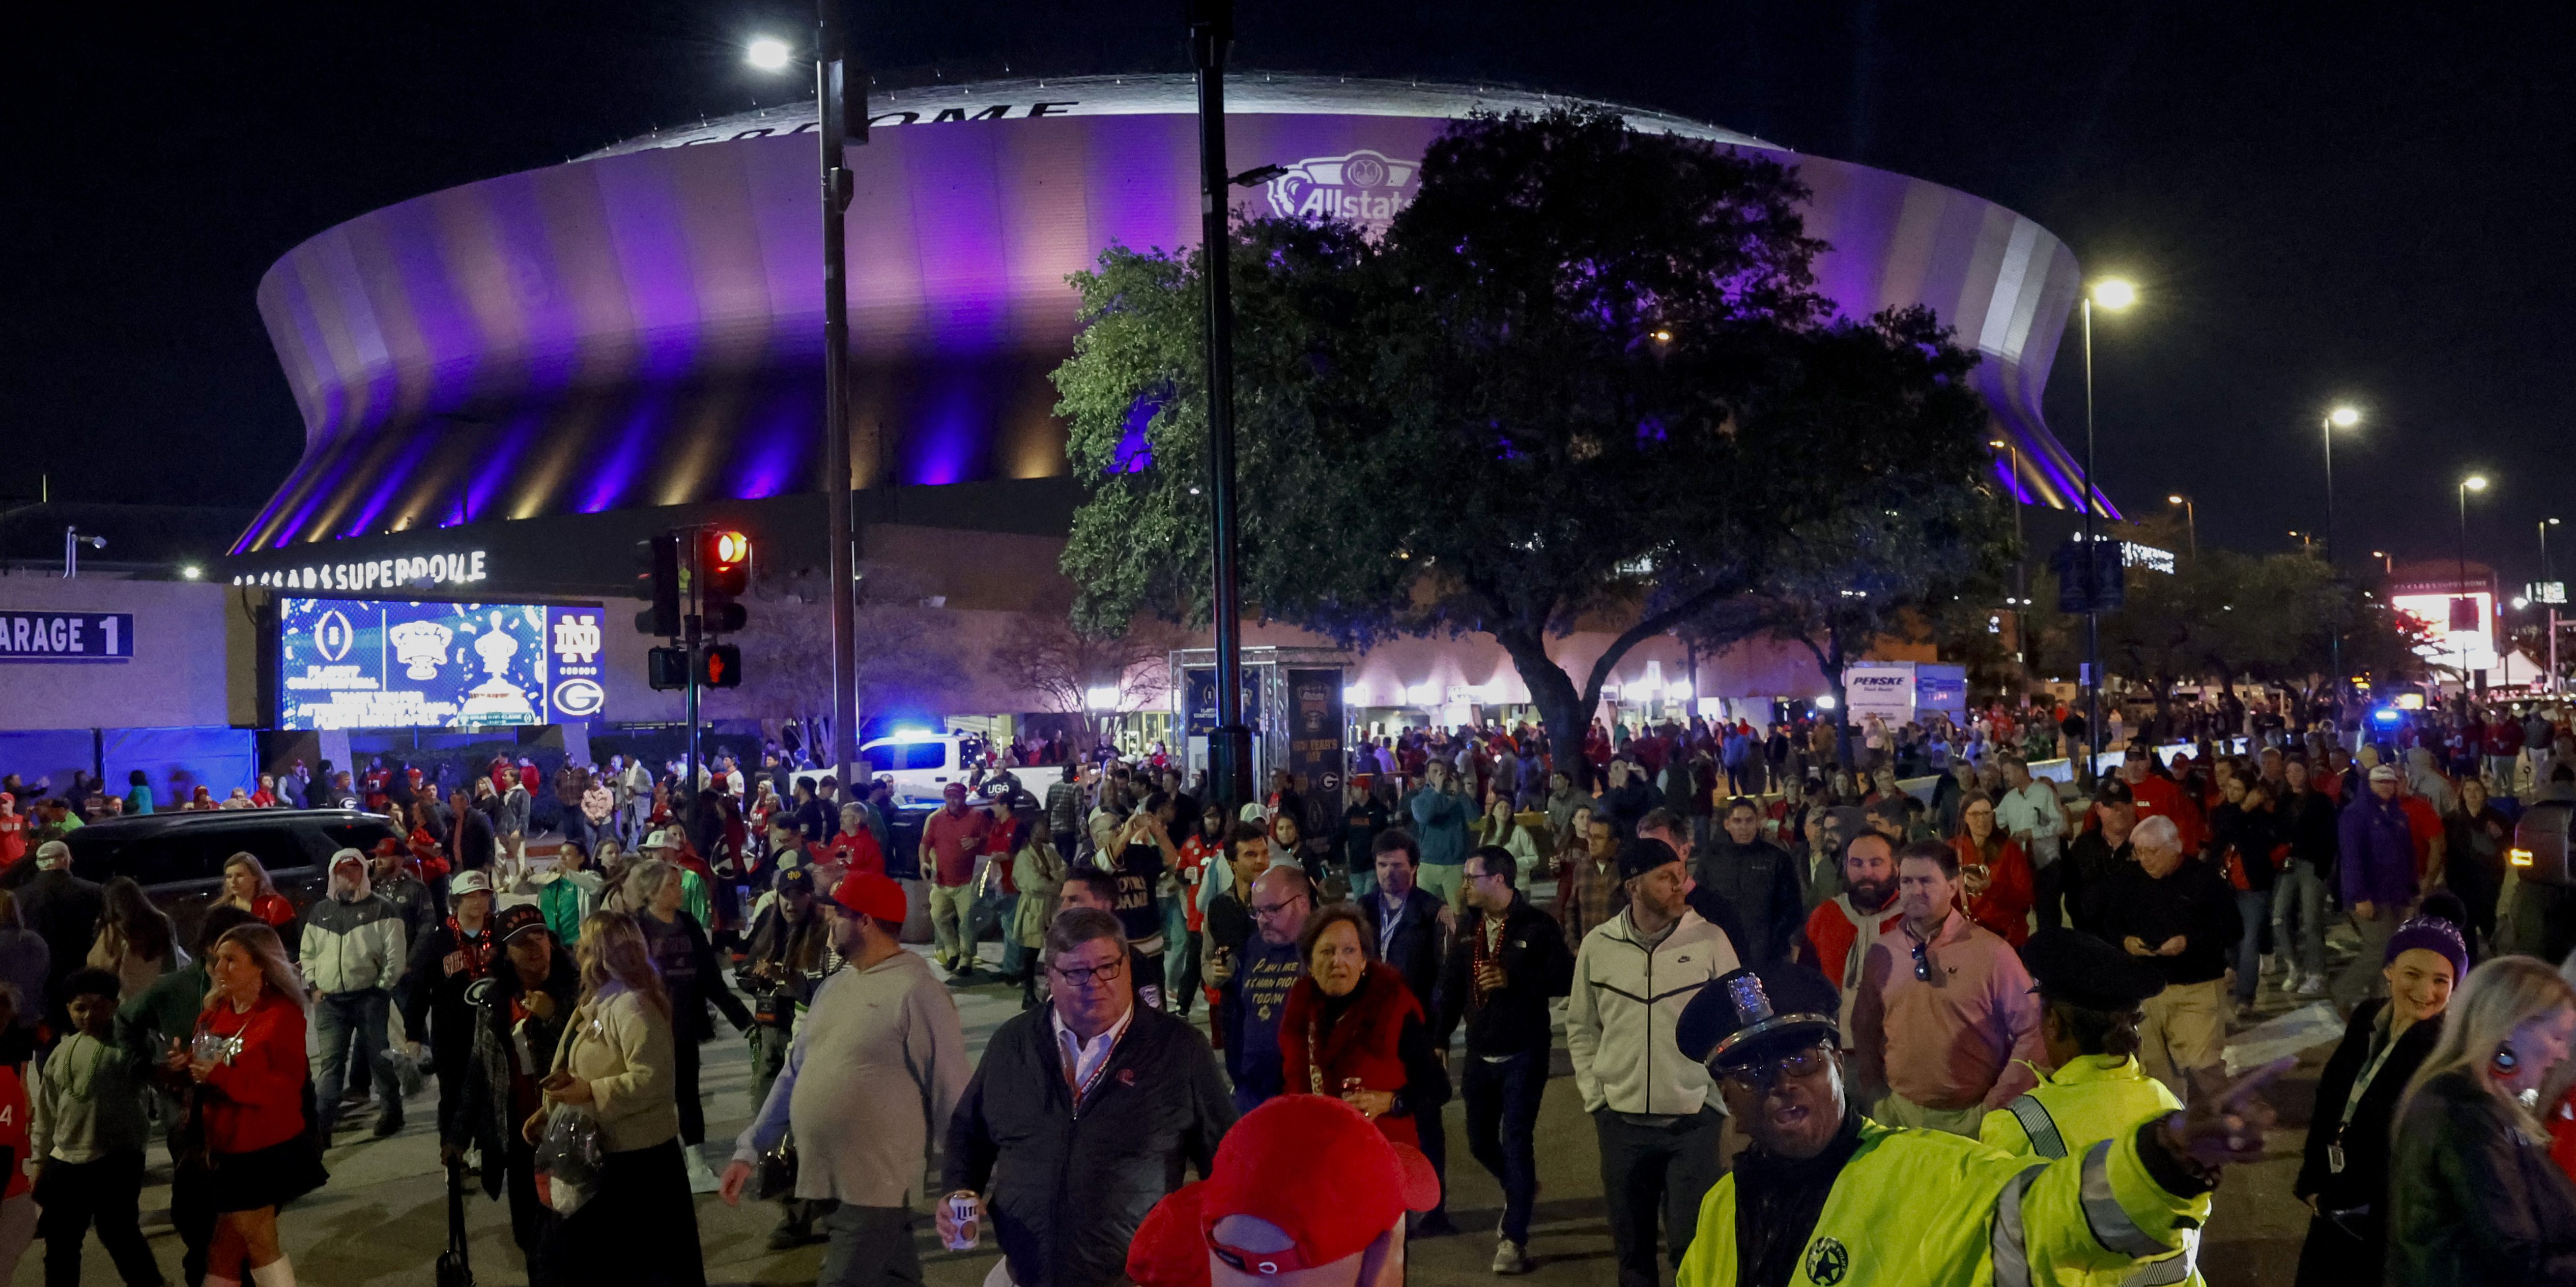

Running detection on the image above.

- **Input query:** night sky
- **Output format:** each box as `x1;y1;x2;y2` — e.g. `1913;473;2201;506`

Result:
11;3;2572;590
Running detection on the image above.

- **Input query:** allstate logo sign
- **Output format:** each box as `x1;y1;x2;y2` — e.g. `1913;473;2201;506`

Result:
1265;150;1420;232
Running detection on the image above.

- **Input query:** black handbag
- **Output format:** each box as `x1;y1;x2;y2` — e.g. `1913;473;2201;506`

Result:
751;1132;798;1203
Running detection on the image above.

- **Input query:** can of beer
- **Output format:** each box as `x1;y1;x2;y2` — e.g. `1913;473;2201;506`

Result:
944;1193;981;1250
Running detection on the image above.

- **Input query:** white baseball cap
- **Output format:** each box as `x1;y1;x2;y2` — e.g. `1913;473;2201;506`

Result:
450;869;495;898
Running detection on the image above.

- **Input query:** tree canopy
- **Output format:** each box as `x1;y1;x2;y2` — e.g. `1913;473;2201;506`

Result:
1053;107;2012;777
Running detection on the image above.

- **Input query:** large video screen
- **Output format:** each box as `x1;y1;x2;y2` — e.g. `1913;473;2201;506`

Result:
278;598;608;730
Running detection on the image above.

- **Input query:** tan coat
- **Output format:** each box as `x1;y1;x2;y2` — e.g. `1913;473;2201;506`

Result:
550;981;679;1153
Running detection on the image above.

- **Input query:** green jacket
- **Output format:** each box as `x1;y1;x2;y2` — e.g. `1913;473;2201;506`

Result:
114;960;210;1067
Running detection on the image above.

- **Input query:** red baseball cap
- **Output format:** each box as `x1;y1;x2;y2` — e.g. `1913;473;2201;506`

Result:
1126;1095;1439;1286
830;869;907;922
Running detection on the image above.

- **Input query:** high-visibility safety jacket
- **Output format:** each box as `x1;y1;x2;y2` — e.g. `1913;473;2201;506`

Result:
1979;1056;2206;1286
1675;1116;2201;1287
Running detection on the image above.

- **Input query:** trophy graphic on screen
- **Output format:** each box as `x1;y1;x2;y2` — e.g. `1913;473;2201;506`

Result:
457;609;539;724
387;621;453;680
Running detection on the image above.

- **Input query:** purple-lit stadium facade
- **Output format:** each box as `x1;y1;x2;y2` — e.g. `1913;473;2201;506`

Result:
228;73;2106;583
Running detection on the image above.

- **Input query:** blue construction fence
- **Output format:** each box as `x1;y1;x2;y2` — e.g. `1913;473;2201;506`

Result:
0;726;259;806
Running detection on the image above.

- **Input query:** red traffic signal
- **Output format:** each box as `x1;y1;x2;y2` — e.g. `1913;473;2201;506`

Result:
697;529;752;632
701;529;752;597
696;643;742;688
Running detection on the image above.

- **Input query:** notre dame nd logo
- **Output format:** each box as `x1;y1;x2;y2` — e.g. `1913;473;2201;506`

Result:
1802;1235;1850;1285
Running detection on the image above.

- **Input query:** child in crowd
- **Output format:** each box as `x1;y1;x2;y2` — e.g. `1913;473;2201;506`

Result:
33;969;162;1286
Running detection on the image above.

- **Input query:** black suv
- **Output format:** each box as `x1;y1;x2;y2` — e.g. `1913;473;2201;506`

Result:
41;809;400;947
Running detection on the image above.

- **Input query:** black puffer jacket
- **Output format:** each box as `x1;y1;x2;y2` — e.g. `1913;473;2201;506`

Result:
943;1004;1235;1287
2385;1067;2576;1286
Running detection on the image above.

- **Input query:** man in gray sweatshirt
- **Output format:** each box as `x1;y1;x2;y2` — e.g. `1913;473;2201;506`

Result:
721;869;969;1279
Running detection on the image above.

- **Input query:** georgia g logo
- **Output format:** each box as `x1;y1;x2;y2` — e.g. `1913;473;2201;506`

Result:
1803;1235;1850;1285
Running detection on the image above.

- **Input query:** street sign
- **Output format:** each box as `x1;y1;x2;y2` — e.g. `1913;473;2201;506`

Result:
2531;581;2567;605
2051;540;2126;613
0;611;132;662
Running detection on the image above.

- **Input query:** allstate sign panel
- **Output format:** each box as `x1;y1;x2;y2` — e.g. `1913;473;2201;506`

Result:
278;598;606;730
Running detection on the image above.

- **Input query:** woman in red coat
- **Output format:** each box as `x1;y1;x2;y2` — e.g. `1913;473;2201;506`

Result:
176;923;323;1286
1279;905;1448;1148
1951;792;2035;947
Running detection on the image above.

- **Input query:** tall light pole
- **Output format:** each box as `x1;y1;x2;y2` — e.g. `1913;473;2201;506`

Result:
2320;405;2360;565
1992;437;2029;690
2317;405;2360;699
2166;493;2196;560
2548;518;2566;694
1188;0;1252;809
2458;473;2489;698
2080;276;2136;770
750;17;865;798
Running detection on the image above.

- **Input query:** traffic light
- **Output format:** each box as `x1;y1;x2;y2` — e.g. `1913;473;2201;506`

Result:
699;529;751;633
696;643;742;688
635;533;681;637
647;645;691;691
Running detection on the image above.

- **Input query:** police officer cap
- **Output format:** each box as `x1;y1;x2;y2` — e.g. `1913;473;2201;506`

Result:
1677;963;1842;1070
2018;927;2164;1011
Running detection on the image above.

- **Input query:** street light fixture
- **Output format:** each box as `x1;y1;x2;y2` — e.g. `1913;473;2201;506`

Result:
2077;276;2137;772
2166;493;2196;560
749;19;866;815
2457;474;2491;695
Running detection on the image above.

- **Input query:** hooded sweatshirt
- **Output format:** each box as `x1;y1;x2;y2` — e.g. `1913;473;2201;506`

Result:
300;866;409;994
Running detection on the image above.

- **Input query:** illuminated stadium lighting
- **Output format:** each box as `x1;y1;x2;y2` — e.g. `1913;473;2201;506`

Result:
745;37;793;72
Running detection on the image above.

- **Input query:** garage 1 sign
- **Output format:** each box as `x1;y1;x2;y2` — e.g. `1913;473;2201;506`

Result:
0;611;134;662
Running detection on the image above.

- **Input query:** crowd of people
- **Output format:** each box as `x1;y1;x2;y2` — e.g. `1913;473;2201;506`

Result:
2;689;2575;1283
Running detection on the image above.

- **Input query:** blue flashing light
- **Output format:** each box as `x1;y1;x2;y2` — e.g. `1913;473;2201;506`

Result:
889;727;941;743
2372;707;2403;724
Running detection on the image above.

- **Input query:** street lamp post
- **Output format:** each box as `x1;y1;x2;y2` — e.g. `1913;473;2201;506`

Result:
2319;405;2359;698
2166;493;2196;560
1188;0;1253;810
2458;473;2489;698
2080;277;2136;771
1992;437;2029;690
748;17;868;801
2545;517;2564;694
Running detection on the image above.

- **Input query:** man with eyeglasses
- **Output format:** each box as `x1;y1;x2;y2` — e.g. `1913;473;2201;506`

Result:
1847;842;2043;1136
940;907;1236;1287
1671;962;2288;1287
1208;866;1313;1114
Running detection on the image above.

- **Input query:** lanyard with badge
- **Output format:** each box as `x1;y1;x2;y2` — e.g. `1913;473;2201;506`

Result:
2328;1022;2402;1174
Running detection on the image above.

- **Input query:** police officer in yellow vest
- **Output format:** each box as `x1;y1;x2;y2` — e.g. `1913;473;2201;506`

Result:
1672;962;2288;1287
1980;928;2205;1285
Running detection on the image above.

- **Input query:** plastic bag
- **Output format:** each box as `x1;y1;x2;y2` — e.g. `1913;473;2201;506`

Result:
533;1105;605;1216
375;1043;426;1100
